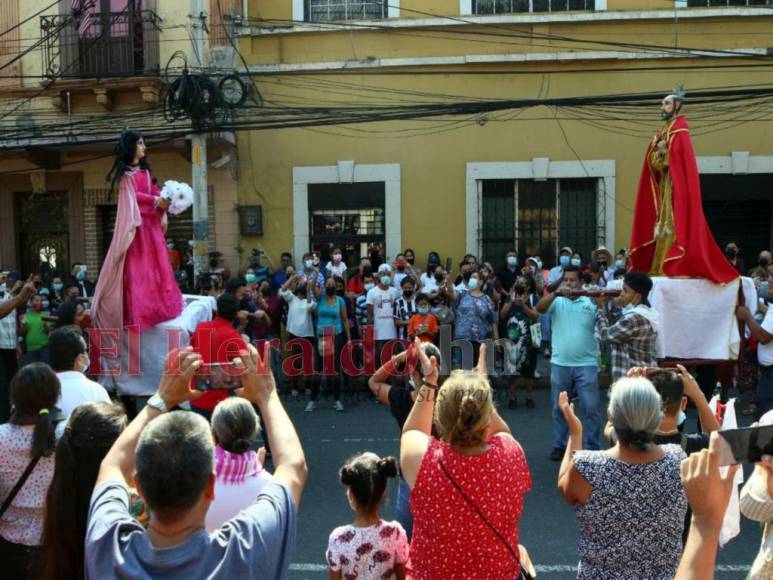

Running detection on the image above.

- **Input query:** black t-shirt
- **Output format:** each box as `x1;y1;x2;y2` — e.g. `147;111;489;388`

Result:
389;386;414;431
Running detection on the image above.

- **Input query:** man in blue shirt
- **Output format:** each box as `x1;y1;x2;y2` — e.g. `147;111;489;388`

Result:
537;265;602;460
85;345;307;579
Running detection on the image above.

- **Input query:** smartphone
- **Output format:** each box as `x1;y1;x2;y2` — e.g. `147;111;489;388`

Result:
717;425;773;466
194;362;243;391
445;257;452;273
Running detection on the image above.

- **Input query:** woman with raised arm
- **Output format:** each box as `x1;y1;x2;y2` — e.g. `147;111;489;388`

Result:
400;339;531;579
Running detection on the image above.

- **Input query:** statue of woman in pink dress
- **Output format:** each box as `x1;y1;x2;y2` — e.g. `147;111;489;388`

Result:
91;130;183;336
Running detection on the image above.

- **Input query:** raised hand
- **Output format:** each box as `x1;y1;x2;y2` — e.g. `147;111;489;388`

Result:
559;391;582;436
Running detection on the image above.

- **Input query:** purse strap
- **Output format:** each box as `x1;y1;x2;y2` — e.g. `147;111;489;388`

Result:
438;459;523;570
0;453;42;519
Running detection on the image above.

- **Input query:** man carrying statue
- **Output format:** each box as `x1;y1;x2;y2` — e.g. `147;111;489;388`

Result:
628;88;738;285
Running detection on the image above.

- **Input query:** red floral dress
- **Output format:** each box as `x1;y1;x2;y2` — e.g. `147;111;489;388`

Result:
408;435;532;579
326;519;409;580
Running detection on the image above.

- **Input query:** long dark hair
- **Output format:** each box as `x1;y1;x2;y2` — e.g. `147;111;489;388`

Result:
9;363;60;457
39;402;127;580
106;129;151;191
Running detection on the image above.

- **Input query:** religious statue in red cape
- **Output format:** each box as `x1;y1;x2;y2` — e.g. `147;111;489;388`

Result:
628;89;738;285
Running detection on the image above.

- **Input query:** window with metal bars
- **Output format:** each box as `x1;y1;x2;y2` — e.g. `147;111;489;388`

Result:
305;0;388;21
472;0;595;14
479;178;600;266
686;0;772;6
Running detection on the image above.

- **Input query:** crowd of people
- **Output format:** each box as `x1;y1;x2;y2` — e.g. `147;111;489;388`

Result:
0;240;771;579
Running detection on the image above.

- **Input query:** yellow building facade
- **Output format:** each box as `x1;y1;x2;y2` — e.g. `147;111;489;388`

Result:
237;0;773;271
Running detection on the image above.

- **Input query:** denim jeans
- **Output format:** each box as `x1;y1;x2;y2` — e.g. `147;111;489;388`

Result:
551;364;601;450
540;312;552;343
395;476;413;540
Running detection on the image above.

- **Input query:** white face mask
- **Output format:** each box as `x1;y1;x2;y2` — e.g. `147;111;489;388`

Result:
467;277;479;290
304;259;313;269
677;410;687;426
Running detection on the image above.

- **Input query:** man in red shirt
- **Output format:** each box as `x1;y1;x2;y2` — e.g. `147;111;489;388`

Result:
189;293;248;420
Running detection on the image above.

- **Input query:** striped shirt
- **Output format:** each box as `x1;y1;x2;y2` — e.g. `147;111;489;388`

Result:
0;294;16;349
393;297;416;340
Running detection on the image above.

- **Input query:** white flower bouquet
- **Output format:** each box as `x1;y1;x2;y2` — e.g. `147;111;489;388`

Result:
159;180;194;215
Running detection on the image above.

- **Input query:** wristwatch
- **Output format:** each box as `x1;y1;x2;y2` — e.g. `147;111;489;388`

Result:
146;393;168;414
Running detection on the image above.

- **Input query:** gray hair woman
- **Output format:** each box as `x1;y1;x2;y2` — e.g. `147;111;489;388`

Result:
204;398;271;532
558;377;687;579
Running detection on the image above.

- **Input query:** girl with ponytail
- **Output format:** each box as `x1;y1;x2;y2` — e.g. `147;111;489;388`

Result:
326;452;408;580
205;397;271;532
0;363;61;579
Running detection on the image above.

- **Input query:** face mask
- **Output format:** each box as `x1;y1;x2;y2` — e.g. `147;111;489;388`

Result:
325;287;336;296
559;256;570;267
507;256;517;267
39;288;49;296
53;283;63;292
261;288;271;296
245;274;256;284
333;253;342;262
403;290;413;298
42;300;50;310
677;410;687;426
304;259;313;269
467;278;479;290
417;306;429;315
406;256;415;264
80;354;90;374
614;260;623;269
760;258;770;268
431;305;443;315
76;271;86;281
571;258;582;267
434;273;444;282
167;242;174;249
726;248;737;258
380;276;391;286
364;282;375;291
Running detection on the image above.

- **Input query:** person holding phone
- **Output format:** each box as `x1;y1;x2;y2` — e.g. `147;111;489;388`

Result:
189;293;248;421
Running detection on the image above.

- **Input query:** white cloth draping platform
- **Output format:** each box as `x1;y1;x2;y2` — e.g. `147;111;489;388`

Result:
609;277;757;360
99;295;216;396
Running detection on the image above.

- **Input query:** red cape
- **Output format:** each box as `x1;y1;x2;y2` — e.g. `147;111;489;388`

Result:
628;116;738;284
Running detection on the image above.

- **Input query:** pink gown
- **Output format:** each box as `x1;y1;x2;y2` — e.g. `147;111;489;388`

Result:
122;169;183;331
91;167;182;336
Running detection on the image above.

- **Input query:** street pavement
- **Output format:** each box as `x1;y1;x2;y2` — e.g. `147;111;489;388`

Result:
280;366;759;579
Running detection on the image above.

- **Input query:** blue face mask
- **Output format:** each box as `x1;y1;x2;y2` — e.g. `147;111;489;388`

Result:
42;300;50;310
245;274;256;284
364;282;375;292
380;275;391;286
559;255;570;267
614;260;623;270
571;258;581;267
677;410;687;426
76;270;86;281
53;283;63;292
417;306;429;315
467;278;479;290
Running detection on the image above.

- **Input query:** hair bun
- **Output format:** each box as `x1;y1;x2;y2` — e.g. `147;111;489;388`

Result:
340;465;355;486
377;456;399;479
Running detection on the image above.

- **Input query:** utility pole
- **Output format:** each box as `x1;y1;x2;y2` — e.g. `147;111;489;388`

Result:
190;0;208;282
